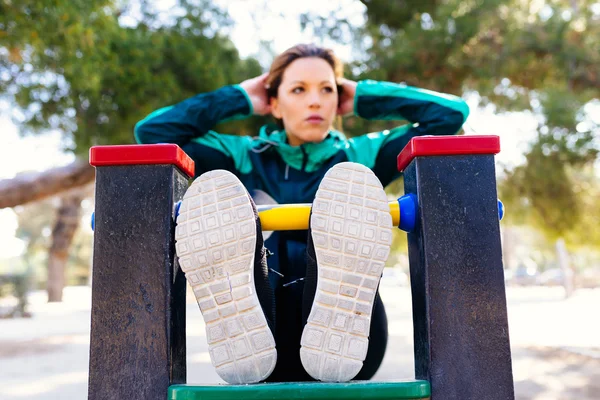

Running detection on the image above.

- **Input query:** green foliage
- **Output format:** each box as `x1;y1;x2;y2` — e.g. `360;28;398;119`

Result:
306;0;600;244
501;159;600;249
563;170;600;250
0;272;30;317
0;0;263;155
66;222;93;285
13;195;57;286
3;0;600;252
14;195;56;253
12;192;96;287
0;1;266;290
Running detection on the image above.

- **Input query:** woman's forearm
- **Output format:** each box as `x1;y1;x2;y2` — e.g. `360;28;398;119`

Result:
134;85;253;146
353;80;469;131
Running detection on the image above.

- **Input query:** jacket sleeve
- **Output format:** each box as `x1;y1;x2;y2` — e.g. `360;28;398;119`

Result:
134;85;255;177
346;80;470;186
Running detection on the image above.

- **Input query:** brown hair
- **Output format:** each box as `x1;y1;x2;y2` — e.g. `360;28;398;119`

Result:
266;44;344;130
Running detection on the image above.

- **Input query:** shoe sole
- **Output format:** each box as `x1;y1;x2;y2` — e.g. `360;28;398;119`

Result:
300;162;393;382
175;170;276;384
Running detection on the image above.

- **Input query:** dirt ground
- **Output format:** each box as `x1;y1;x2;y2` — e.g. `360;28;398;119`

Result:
0;285;598;399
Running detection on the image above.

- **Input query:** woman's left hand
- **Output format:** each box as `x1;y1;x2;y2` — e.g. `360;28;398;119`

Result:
337;78;358;116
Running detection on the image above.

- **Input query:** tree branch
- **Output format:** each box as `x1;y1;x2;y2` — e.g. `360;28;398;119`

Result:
0;159;95;209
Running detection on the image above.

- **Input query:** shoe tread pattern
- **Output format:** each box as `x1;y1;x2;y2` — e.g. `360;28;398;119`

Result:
300;162;393;382
175;170;276;384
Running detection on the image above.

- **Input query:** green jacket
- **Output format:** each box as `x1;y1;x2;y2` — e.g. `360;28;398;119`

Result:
134;79;469;283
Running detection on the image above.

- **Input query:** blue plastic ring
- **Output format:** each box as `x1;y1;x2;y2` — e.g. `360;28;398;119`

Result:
398;193;418;233
175;200;182;218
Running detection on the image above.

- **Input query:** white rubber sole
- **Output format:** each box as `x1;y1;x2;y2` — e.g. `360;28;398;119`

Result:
300;162;393;382
175;170;276;384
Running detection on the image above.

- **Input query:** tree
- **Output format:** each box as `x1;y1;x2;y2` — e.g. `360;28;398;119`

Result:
1;0;263;300
14;194;57;272
0;160;95;209
0;0;263;205
304;0;600;244
45;188;87;301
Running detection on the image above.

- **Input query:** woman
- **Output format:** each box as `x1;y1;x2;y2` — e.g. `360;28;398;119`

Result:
135;44;469;384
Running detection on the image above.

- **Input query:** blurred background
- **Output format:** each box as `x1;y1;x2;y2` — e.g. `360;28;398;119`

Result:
0;0;599;399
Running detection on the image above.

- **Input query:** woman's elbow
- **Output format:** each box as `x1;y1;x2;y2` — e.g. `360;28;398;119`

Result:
447;109;468;134
133;120;163;144
441;99;470;135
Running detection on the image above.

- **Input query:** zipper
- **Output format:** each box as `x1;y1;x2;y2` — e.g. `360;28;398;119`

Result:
300;145;308;171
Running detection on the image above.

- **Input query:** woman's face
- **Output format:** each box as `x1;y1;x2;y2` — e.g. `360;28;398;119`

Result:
271;57;338;146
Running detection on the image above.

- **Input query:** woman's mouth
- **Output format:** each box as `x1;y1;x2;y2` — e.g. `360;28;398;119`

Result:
306;115;324;123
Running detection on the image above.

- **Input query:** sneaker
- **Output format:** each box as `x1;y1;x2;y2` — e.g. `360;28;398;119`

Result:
300;162;393;382
175;170;277;384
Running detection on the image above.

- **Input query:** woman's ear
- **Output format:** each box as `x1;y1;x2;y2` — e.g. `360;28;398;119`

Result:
270;97;282;119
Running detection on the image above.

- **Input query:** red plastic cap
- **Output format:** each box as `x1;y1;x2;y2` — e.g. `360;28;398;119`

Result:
89;144;195;178
397;135;501;172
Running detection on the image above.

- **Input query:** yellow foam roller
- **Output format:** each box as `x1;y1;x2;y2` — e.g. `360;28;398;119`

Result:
257;202;400;231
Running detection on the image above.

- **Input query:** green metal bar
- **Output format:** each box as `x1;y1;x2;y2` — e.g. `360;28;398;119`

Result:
169;381;431;400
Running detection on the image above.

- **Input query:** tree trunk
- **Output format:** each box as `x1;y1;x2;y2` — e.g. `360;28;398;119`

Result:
501;226;515;271
556;238;575;299
0;159;94;209
47;189;86;302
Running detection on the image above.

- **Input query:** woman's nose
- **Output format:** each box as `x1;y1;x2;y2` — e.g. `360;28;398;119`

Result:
307;90;321;108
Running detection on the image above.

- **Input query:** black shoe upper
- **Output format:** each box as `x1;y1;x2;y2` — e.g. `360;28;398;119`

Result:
302;211;319;328
248;192;276;335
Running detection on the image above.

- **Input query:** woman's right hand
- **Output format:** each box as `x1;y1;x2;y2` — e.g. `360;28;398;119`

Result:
240;73;271;116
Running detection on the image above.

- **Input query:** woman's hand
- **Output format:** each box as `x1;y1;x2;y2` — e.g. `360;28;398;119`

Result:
337;78;358;116
240;73;271;116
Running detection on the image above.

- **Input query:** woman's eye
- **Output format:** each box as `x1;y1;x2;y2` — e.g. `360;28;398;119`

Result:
292;87;304;94
322;87;334;93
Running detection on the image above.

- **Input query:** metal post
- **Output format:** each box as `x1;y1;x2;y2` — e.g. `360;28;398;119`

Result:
398;135;515;400
88;144;194;399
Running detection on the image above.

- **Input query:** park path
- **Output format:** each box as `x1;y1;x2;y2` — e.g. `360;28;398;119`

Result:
0;285;598;399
